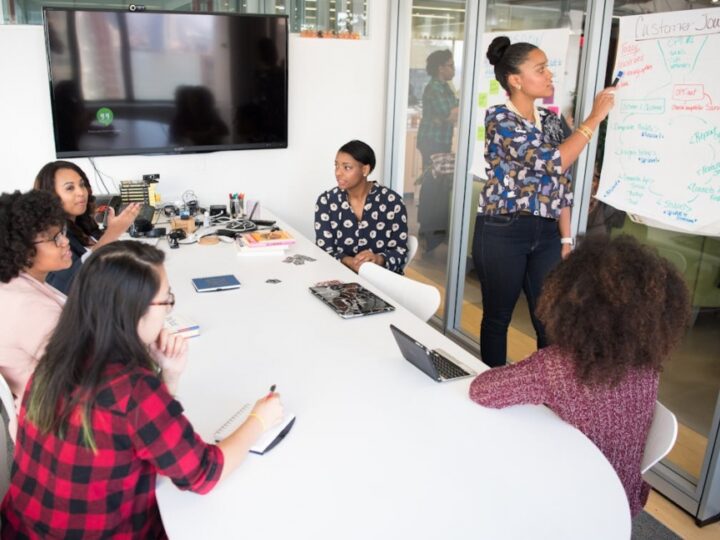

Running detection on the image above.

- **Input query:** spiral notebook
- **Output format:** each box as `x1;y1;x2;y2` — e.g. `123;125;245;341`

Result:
214;403;296;455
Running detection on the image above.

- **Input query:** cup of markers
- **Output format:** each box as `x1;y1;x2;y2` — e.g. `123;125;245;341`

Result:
228;193;246;218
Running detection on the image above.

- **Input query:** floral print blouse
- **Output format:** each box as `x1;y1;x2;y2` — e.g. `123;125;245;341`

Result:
314;183;409;274
478;104;573;220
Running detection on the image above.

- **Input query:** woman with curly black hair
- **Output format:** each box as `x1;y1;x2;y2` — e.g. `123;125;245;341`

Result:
469;235;691;517
0;190;72;421
34;161;140;294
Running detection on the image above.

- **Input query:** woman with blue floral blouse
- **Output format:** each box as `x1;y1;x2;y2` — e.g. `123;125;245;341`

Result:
315;140;409;274
473;36;616;368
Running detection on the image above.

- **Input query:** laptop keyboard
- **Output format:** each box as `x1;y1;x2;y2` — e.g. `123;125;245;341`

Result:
430;352;470;379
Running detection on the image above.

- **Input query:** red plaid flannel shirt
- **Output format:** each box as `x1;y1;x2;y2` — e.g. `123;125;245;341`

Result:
1;363;224;539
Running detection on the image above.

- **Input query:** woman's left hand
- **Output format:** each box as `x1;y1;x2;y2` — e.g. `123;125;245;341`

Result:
150;329;188;382
561;243;573;260
354;250;385;268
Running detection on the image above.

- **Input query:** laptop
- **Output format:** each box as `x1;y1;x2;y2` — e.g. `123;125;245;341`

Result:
309;282;394;319
390;324;477;382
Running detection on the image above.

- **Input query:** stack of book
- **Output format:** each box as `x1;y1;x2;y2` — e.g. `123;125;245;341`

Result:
237;229;295;255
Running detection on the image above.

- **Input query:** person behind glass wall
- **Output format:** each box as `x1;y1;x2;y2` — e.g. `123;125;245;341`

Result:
314;140;409;274
473;37;616;367
416;49;459;170
33;161;141;294
1;241;284;537
469;235;691;517
0;191;70;425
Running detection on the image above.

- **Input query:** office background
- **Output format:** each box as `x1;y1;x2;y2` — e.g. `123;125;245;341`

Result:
0;0;718;535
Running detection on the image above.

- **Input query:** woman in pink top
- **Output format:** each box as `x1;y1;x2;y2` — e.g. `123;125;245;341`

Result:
469;235;691;516
0;190;72;423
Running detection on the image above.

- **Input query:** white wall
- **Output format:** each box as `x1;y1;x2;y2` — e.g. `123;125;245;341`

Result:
0;3;389;239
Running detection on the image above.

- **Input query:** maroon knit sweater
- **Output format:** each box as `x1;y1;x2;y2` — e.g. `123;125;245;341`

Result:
469;345;658;516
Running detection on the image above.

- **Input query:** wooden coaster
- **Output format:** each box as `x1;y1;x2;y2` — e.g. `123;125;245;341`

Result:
198;235;220;245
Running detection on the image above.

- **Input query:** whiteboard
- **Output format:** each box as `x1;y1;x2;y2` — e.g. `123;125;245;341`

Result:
471;28;572;179
597;7;720;236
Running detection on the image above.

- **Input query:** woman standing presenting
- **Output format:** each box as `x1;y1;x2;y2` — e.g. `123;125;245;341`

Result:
473;37;616;368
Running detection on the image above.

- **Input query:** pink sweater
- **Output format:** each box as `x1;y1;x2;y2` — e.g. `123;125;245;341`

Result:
0;273;65;406
469;345;658;516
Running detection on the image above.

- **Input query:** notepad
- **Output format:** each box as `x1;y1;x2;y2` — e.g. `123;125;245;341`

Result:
191;274;241;292
214;403;296;455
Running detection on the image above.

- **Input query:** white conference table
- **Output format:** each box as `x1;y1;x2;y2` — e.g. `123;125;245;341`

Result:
155;216;631;540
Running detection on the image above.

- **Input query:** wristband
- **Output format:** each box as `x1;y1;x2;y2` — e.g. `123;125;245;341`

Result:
248;413;266;431
560;237;575;247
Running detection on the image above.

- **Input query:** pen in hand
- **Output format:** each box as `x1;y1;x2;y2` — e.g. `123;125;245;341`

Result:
266;384;276;400
611;70;624;87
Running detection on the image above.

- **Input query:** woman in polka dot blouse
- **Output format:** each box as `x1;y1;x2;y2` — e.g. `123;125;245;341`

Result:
314;140;409;274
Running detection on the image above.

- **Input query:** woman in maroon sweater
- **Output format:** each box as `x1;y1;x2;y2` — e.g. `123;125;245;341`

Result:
469;235;690;516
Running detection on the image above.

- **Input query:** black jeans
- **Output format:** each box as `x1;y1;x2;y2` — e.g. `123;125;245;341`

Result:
472;213;561;368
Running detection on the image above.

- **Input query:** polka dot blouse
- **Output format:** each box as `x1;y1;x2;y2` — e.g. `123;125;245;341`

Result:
314;183;409;274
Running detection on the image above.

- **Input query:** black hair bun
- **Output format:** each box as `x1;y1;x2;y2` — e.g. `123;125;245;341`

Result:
487;36;511;66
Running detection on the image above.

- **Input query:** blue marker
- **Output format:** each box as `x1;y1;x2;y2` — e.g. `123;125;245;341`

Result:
612;70;624;87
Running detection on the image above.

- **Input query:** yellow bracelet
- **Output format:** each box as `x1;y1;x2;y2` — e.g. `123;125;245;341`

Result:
248;413;266;431
577;124;593;140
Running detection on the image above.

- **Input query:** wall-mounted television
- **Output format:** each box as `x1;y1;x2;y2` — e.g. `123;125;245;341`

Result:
43;8;288;158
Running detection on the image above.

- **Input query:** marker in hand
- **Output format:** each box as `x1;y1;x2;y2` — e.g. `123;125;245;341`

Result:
611;70;624;87
266;384;276;400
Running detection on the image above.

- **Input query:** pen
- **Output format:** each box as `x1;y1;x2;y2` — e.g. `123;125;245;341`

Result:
611;70;624;87
266;384;276;399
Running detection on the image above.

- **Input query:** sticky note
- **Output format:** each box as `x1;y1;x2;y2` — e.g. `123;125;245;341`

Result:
477;92;488;108
477;126;485;141
489;80;500;95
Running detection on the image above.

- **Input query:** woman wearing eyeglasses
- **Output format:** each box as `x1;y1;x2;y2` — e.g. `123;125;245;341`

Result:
0;190;71;422
33;160;141;294
2;241;284;538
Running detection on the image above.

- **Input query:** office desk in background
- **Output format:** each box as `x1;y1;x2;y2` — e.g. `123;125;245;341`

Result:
155;215;631;540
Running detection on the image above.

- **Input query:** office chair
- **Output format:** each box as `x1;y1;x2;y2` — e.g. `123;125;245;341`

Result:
641;401;678;474
358;262;440;322
407;235;419;265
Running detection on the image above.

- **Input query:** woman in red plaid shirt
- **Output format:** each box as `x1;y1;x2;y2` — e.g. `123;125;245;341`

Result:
1;241;283;539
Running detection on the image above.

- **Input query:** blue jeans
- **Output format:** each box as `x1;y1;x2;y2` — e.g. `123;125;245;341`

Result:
472;213;561;367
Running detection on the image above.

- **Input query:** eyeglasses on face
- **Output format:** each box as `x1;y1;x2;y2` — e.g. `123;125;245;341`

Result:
33;225;68;248
150;291;175;312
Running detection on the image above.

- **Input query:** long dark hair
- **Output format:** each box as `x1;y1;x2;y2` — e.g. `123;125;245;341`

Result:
0;190;66;283
34;160;100;247
26;241;165;449
536;235;691;386
486;36;538;93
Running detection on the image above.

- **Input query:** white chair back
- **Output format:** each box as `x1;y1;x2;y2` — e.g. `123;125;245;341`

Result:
641;401;678;474
0;373;16;501
359;262;440;321
406;235;419;265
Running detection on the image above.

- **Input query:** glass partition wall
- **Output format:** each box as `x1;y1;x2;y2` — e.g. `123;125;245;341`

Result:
387;0;720;526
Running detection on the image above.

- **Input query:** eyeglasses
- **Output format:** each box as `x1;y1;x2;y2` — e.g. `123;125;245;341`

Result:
33;225;67;248
150;291;175;312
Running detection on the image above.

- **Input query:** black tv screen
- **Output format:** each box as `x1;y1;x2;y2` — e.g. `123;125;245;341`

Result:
43;8;288;158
